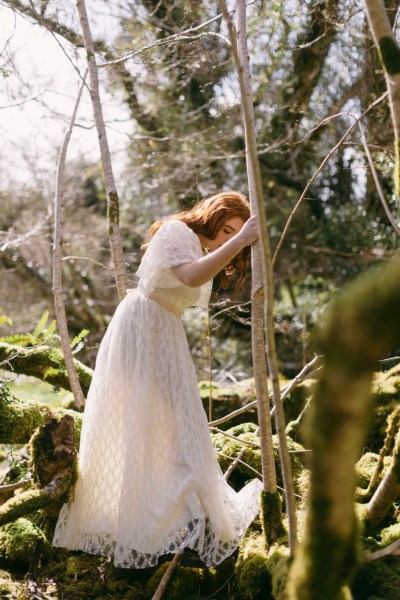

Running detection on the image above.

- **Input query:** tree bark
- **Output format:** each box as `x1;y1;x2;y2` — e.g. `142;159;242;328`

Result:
221;0;296;551
287;259;400;600
76;0;127;301
220;0;296;548
364;0;400;194
366;426;400;527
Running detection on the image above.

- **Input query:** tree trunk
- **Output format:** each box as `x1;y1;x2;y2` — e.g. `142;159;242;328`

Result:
287;260;400;600
76;0;127;301
364;0;400;195
53;75;87;409
366;426;400;527
220;0;296;550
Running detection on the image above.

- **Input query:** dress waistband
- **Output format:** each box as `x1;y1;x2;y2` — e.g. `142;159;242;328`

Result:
140;291;181;317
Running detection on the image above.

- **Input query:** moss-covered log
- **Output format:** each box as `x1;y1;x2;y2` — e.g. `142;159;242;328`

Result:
0;517;52;562
0;341;93;395
0;394;82;445
286;260;400;600
0;415;78;526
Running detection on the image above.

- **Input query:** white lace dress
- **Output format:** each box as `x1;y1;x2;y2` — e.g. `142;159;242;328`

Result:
52;220;262;568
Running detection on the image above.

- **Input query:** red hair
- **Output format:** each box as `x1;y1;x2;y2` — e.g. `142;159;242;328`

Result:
146;191;251;288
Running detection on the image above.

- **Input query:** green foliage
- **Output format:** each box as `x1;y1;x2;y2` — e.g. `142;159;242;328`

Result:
0;312;58;348
71;329;89;354
0;316;13;327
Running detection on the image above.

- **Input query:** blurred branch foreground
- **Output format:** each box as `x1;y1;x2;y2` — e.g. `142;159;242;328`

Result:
1;260;400;598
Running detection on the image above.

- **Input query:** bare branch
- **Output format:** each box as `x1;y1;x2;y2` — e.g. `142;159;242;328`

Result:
53;73;87;409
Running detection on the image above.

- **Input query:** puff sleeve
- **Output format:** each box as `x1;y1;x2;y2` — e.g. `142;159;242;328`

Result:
136;220;202;293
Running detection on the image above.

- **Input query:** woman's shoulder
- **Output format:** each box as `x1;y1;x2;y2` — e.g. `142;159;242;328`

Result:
157;219;200;244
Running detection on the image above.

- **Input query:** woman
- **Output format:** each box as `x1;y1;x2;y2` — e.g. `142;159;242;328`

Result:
53;191;263;569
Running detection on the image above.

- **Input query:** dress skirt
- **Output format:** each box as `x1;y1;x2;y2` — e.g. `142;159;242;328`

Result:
52;290;262;568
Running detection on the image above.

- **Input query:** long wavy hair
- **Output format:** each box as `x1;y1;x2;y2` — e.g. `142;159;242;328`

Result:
145;191;251;289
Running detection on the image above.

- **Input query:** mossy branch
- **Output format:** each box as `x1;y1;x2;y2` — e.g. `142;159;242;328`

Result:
0;415;78;527
0;342;92;395
0;393;82;445
287;260;400;600
0;476;71;527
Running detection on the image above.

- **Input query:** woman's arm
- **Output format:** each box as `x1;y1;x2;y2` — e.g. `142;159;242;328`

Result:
171;215;258;288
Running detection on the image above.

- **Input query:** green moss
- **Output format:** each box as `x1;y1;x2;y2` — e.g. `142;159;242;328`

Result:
0;569;20;599
365;371;400;452
355;452;380;489
379;522;400;547
212;424;306;495
107;191;120;225
261;491;286;546
0;342;93;396
145;563;217;600
0;395;52;444
379;36;400;75
235;531;271;600
352;555;400;600
0;488;55;526
0;517;51;562
266;544;291;600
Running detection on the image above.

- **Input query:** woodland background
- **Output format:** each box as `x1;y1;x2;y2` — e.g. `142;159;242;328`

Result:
0;1;400;599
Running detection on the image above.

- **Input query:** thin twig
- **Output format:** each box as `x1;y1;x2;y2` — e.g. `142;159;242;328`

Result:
224;447;247;480
216;451;262;478
0;477;32;495
98;12;227;67
272;91;389;267
208;355;322;427
356;118;400;235
365;539;400;563
210;427;260;448
151;552;181;600
53;72;87;409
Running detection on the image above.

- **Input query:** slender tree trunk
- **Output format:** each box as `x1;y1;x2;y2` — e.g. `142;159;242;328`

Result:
53;75;87;409
366;426;400;527
366;404;400;495
287;260;400;600
219;0;296;550
364;0;400;195
76;0;127;300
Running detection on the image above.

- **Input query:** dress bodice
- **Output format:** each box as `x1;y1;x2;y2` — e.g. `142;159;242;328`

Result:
136;220;212;313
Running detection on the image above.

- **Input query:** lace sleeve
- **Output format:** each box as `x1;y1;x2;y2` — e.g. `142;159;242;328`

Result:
136;220;202;293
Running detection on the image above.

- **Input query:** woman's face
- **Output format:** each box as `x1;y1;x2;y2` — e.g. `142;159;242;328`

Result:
205;216;245;251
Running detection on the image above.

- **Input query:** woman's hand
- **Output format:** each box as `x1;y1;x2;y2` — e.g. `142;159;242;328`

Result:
236;215;259;246
171;215;259;288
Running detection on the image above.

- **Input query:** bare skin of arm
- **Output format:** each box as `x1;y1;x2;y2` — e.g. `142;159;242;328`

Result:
171;215;258;288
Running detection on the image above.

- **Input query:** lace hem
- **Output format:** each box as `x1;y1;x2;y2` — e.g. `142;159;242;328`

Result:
54;517;247;569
